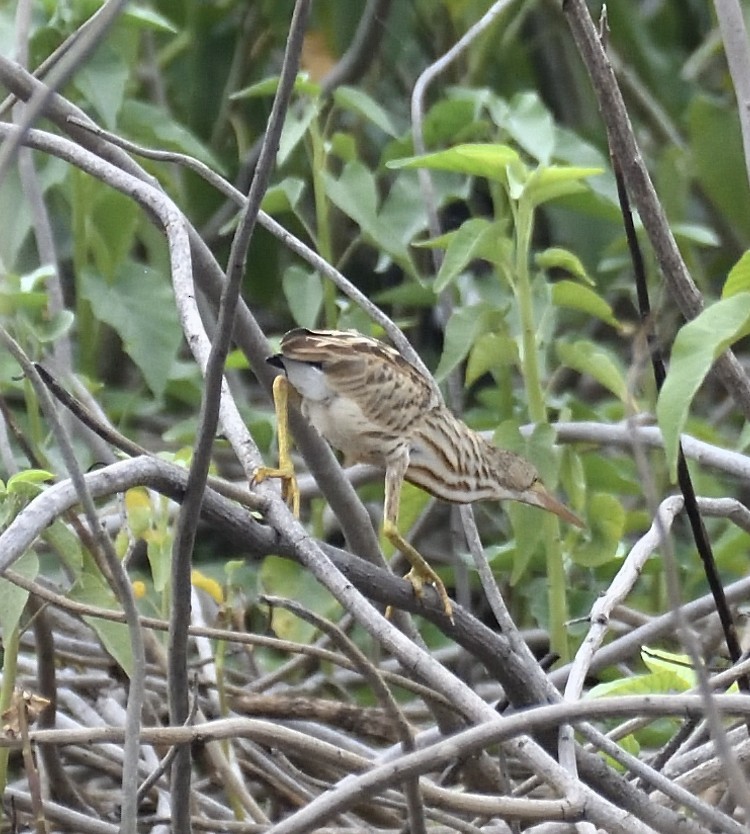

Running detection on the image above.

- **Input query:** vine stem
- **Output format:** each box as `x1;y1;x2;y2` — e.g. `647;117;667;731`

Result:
514;196;568;660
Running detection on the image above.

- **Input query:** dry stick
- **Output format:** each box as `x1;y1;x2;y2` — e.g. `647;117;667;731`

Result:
564;1;750;821
0;331;147;834
0;464;740;831
262;596;426;834
6;695;749;829
562;0;750;421
166;7;309;828
11;694;748;754
550;422;750;482
613;116;750;818
562;499;748;834
28;597;93;814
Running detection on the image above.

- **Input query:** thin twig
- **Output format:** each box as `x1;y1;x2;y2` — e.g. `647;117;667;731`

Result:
167;6;310;822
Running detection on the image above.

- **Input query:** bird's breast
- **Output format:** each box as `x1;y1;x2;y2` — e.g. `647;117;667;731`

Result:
301;394;397;465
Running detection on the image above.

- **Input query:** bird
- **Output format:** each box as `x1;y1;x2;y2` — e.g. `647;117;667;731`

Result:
254;327;583;620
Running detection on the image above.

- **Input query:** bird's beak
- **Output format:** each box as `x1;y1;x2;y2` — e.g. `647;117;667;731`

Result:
525;481;585;528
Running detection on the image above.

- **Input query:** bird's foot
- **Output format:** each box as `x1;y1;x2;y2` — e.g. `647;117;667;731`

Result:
251;465;300;518
383;520;454;622
404;565;453;622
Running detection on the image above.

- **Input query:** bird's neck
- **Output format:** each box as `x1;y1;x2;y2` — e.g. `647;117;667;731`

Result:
405;407;502;504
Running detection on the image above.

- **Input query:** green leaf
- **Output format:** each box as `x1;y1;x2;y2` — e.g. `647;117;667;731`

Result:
722;251;750;298
641;648;695;690
379;171;462;272
144;528;172;594
656;294;750;479
587;670;684;698
422;97;484;146
557;340;629;402
324;160;378;235
86;188;141;281
507;502;546;584
80;263;183;397
374;281;436;307
260;556;338;643
70;573;133;677
261;177;305;215
522;165;602;208
282;265;323;329
536;248;594;285
43;519;83;574
122;5;178;33
490;91;556;165
0;552;39;638
73;41;129;129
324;162;413;270
572;493;624;567
689;96;750;241
551;280;621;329
28;309;75;343
465;332;518;386
7;469;54;491
330;131;358;162
333;86;398;137
672;223;720;248
387;143;520;181
434;218;497;293
434;304;502;382
20;265;56;292
278;98;319;166
231;73;321;100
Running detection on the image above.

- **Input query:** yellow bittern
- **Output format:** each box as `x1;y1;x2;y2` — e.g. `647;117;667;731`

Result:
255;328;583;619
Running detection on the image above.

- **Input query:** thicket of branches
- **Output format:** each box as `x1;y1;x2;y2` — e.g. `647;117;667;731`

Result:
2;1;750;833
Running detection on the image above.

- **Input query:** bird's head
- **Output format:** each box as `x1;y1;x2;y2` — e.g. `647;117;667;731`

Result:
488;446;584;528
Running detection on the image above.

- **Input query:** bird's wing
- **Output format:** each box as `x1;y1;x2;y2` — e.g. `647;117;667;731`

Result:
279;328;438;426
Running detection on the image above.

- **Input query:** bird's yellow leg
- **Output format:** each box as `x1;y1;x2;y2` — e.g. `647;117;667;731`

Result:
383;459;453;621
252;375;300;517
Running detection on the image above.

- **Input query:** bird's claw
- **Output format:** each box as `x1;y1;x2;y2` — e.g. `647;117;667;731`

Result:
404;567;453;622
251;465;300;518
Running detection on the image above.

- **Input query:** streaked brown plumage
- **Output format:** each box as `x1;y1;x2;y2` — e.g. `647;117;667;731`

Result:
256;328;583;619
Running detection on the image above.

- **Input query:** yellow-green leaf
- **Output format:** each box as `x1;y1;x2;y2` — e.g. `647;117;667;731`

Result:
387;143;520;181
722;250;750;298
551;281;621;329
656;293;750;479
536;248;594;286
556;340;629;402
